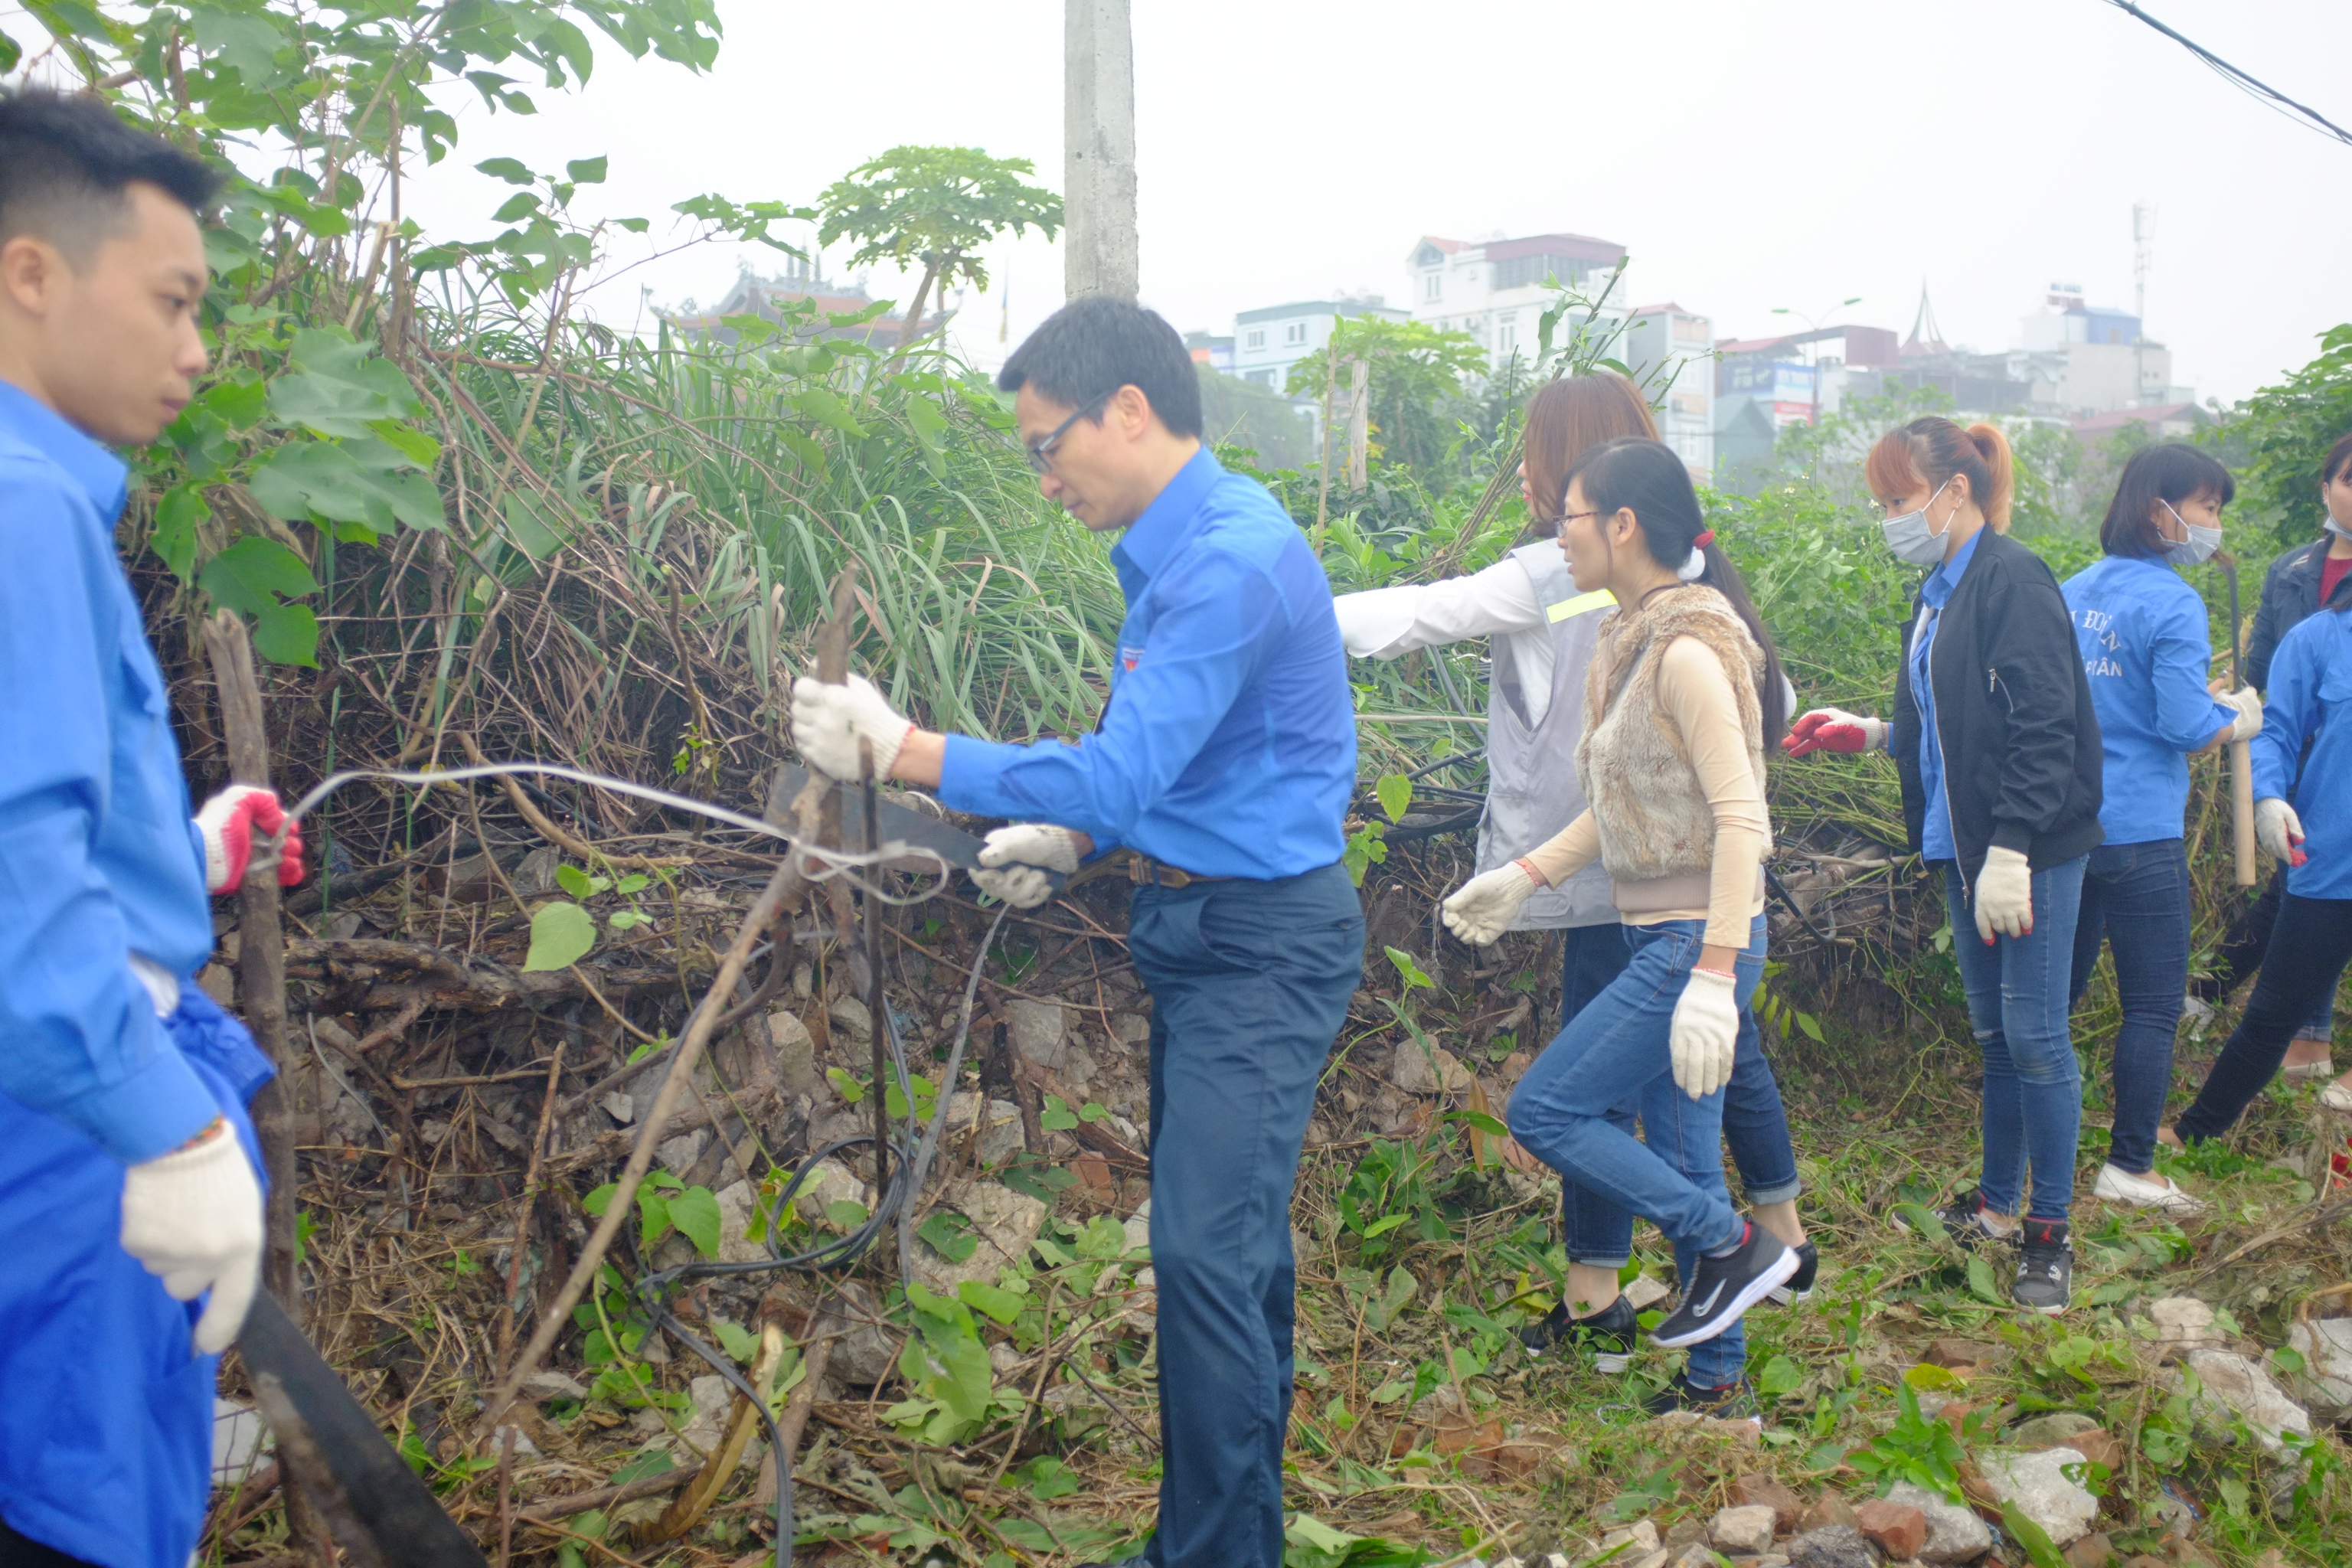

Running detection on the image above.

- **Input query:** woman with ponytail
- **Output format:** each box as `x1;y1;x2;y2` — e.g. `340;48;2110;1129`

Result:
1335;381;1815;1375
1784;416;2102;1314
1439;437;1796;1413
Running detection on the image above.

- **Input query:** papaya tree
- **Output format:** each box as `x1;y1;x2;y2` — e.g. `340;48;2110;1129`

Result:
817;145;1063;359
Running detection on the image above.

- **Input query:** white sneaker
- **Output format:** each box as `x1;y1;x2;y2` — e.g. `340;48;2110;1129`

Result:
2093;1161;2208;1214
2321;1080;2352;1113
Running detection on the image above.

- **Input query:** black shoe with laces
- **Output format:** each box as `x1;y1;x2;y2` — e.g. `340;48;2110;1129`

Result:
1651;1223;1796;1349
1517;1292;1638;1373
1897;1191;2017;1253
1642;1373;1760;1423
2012;1218;2072;1315
1766;1240;1818;1305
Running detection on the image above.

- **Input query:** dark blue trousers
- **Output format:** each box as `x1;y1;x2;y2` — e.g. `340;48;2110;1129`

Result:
1129;863;1363;1568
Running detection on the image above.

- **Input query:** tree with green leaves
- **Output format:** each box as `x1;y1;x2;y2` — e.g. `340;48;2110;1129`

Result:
1284;316;1487;475
817;146;1062;358
2207;323;2352;547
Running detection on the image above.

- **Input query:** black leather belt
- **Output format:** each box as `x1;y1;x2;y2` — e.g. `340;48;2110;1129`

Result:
1127;855;1232;890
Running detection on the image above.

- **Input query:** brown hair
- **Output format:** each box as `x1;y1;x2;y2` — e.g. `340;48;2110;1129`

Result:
1865;416;2016;531
1522;372;1659;536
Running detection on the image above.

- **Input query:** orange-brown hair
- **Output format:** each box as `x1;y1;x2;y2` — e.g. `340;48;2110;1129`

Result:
1523;372;1660;536
1865;416;2015;531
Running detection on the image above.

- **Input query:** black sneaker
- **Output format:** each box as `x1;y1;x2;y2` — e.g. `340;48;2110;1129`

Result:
1897;1191;2017;1253
1642;1373;1760;1423
1650;1224;1797;1348
2013;1219;2072;1315
1517;1293;1638;1374
1766;1240;1818;1305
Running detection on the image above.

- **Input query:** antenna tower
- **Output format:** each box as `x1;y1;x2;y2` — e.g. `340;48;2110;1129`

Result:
2132;203;2155;400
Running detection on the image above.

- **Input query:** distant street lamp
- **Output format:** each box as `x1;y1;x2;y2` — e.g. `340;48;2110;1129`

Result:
1770;296;1863;425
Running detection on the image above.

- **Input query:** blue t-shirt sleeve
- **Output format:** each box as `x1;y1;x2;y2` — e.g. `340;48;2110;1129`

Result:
2250;622;2318;802
2149;590;2237;753
0;464;214;1163
940;547;1289;844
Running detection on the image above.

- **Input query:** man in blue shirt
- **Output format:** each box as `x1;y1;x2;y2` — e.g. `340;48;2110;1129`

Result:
1;90;302;1568
794;298;1362;1568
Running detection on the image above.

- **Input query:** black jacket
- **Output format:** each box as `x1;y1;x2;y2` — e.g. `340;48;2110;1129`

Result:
1889;529;2104;885
2246;536;2352;692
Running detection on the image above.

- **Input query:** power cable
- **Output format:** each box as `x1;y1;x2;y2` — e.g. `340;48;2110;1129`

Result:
2097;0;2352;149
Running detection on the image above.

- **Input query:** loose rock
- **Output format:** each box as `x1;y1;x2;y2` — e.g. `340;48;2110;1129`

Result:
2010;1411;2102;1449
1731;1473;1803;1535
2182;1348;2314;1452
1884;1481;1993;1564
1854;1500;1926;1561
828;995;873;1044
908;1181;1047;1295
2062;1533;2114;1568
1786;1524;1876;1568
1393;1036;1473;1094
1005;999;1068;1068
1977;1447;2099;1547
2148;1297;2226;1361
766;1008;824;1099
521;1370;590;1402
713;1179;766;1264
2284;1316;2352;1421
1710;1504;1779;1555
1797;1492;1857;1535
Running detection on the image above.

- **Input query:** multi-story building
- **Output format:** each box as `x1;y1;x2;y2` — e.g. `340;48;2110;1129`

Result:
1229;296;1408;394
1404;232;1628;368
1184;331;1234;373
1620;303;1718;476
2013;285;2194;413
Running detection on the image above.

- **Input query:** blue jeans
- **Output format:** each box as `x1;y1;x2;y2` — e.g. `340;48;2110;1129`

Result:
1944;856;2087;1223
1558;923;1803;1209
1129;864;1364;1568
2066;839;2189;1175
1512;916;1769;1389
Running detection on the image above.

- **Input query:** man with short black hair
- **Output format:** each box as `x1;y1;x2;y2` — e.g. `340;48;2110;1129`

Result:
794;296;1363;1568
1;88;302;1568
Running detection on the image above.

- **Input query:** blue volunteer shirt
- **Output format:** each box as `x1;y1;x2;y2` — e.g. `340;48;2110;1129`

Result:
2062;554;2236;846
939;448;1355;878
1910;527;1984;862
0;380;219;1164
2251;606;2352;901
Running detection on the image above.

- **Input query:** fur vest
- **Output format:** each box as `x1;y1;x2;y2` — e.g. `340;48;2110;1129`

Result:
1575;583;1769;893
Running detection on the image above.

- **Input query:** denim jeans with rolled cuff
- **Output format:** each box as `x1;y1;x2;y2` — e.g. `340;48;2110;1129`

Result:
2177;892;2352;1142
2066;839;2190;1176
1514;915;1769;1391
1942;855;2087;1223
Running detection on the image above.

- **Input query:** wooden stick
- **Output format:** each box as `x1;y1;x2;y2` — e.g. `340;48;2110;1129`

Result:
476;849;805;1437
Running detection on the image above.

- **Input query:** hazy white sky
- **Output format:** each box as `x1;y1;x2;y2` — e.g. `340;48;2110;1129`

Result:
389;0;2349;405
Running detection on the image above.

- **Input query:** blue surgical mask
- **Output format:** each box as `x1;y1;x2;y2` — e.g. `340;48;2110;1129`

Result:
1880;478;1955;567
2161;499;2222;567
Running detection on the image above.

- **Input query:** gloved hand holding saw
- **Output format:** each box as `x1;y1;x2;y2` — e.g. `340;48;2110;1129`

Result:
971;824;1088;909
194;786;305;893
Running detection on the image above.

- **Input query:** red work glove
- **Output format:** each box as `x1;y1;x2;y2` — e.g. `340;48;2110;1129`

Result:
195;786;305;892
1782;707;1886;758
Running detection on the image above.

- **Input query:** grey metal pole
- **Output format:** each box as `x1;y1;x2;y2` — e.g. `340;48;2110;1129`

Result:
1065;0;1138;301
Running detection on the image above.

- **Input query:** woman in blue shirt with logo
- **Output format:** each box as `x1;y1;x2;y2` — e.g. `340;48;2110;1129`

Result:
2060;445;2259;1214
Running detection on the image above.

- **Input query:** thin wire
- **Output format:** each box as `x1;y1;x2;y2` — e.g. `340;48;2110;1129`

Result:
2098;0;2352;149
283;762;956;903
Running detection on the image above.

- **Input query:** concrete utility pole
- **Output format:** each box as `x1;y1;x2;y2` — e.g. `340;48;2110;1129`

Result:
1064;0;1138;301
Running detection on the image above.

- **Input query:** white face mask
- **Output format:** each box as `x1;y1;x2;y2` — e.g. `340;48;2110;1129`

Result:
2160;499;2222;567
1880;477;1955;567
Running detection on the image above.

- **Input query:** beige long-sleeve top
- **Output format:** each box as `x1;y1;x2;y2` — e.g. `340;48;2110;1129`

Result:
1520;634;1768;949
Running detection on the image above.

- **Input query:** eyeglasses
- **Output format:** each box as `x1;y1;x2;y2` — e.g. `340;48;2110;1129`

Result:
1024;388;1116;475
1559;509;1602;527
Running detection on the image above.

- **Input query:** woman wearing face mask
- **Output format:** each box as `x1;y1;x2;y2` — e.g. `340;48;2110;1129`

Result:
1439;437;1795;1413
2173;431;2352;1129
2191;431;2352;1091
1783;417;2102;1314
1335;379;1815;1370
2056;445;2258;1214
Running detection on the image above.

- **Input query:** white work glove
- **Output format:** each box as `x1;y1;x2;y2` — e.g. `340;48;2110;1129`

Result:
970;824;1084;910
2216;688;2263;743
1781;707;1886;758
120;1119;264;1354
194;785;305;893
2256;797;2308;867
1972;845;2034;942
1439;861;1540;946
1668;966;1740;1099
789;675;913;781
